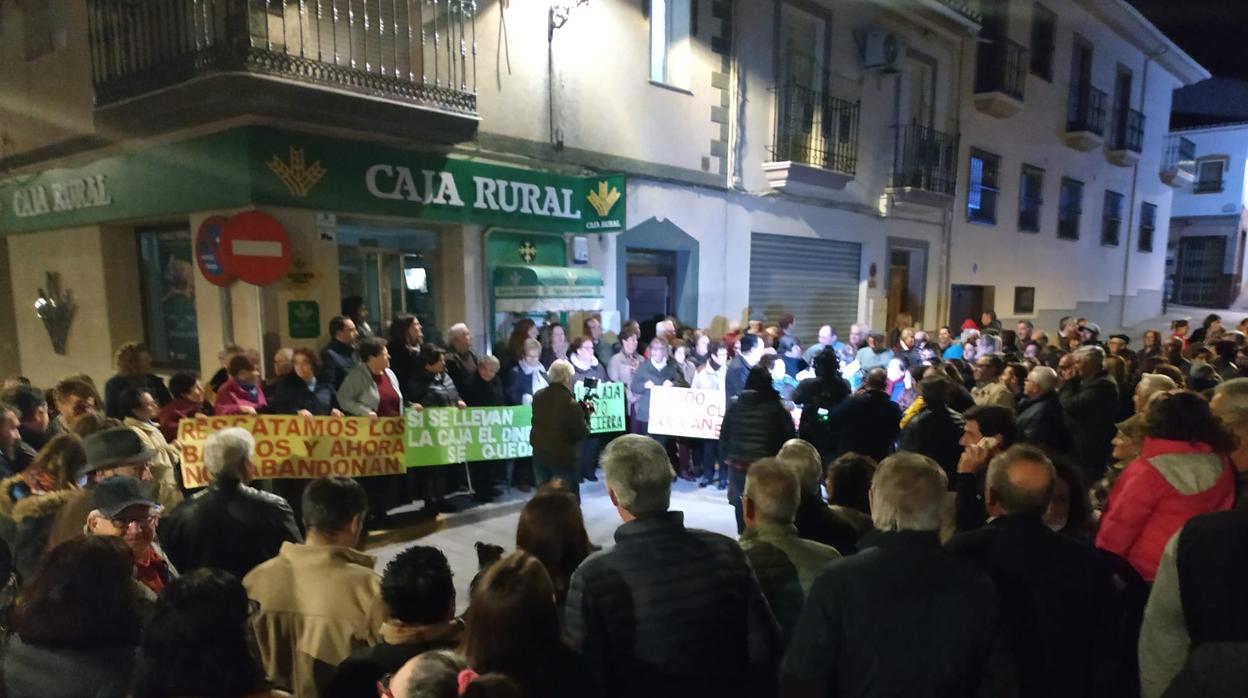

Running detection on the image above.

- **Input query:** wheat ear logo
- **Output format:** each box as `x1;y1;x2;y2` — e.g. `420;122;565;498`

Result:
267;147;327;197
586;180;621;217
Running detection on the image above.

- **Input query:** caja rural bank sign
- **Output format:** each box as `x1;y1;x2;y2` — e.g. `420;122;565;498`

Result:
0;127;625;235
255;129;626;234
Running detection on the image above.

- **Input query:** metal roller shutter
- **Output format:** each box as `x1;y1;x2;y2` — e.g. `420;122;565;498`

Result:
749;233;862;338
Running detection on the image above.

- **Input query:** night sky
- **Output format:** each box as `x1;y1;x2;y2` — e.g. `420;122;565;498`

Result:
1127;1;1248;79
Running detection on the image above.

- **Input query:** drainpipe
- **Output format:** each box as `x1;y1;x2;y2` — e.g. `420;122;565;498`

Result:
1120;45;1168;329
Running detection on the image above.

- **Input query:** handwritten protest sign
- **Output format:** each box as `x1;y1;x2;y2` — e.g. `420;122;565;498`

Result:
404;406;533;467
177;415;406;488
574;381;627;434
645;386;726;439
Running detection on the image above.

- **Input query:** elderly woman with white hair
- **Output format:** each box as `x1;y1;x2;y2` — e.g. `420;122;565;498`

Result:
530;360;591;499
156;427;302;580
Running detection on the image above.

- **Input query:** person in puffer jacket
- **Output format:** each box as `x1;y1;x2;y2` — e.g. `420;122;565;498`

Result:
1095;391;1236;581
720;366;797;533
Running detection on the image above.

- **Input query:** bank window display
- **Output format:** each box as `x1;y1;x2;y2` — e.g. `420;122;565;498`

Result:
137;228;200;369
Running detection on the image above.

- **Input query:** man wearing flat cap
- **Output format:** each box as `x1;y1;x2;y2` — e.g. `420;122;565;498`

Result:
86;476;177;595
1107;334;1130;356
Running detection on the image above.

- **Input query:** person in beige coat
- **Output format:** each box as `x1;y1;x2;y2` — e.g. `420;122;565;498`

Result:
118;388;184;511
970;355;1017;409
243;477;385;698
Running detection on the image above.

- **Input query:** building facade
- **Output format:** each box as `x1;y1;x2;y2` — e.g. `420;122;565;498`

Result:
0;0;1207;387
1165;121;1248;308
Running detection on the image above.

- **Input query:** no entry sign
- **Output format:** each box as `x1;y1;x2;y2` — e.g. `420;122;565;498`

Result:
219;211;292;286
195;216;233;286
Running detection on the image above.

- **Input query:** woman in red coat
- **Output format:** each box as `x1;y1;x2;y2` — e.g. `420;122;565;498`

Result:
1096;391;1235;581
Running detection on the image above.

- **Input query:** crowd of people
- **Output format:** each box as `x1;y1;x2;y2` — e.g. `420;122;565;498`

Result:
2;303;1248;697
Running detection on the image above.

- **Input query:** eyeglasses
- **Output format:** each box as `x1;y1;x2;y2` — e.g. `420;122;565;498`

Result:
109;513;158;531
377;673;395;698
247;599;261;617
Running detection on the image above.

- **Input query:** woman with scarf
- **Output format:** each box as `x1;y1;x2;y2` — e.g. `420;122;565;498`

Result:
569;336;609;483
157;372;212;442
506;339;549;407
268;348;342;417
212;355;268;415
0;434;85;515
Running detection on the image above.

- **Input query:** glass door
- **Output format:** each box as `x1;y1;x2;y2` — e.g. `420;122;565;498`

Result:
337;226;439;335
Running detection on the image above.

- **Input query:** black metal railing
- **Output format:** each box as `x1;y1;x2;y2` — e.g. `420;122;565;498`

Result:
87;0;477;114
1066;85;1107;136
771;54;860;176
936;0;983;23
974;38;1027;101
1110;107;1144;153
1163;135;1197;174
891;123;960;196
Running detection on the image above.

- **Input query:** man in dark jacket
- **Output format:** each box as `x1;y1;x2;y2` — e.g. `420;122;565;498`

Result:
1016;366;1071;454
948;445;1118;698
326;546;462;698
781;453;999;698
777;439;859;555
530;361;590;499
566;435;783;698
158;427;302;580
405;344;465;408
320;316;360;390
832;369;901;461
792;349;851;465
1140;509;1248;698
1059;346;1119;483
720;367;798;532
460;356;507;502
725;334;763;402
444;323;479;393
899;375;965;481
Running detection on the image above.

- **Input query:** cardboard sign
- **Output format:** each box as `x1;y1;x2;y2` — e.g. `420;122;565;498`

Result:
177;415;406;488
574;381;627;434
645;386;726;439
404;406;534;466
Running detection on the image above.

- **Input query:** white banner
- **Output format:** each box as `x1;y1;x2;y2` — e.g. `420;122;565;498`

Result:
646;386;726;439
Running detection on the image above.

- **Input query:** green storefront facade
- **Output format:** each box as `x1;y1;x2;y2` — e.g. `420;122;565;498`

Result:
0;126;625;382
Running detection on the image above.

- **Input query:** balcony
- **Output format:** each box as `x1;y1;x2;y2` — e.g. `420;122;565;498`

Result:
1064;85;1107;151
973;38;1027;119
1161;135;1196;187
1107;108;1144;167
87;0;479;142
764;66;861;198
886;123;960;208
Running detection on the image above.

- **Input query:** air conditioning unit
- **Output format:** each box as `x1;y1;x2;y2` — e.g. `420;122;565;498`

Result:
862;31;905;71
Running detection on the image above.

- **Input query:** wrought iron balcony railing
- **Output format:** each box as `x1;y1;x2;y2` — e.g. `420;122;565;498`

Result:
771;54;860;176
891;123;960;197
1110;107;1144;153
974;37;1027;101
87;0;477;115
1066;84;1107;136
1163;135;1196;175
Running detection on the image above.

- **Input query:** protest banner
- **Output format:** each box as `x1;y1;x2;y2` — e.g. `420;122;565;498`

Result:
574;381;627;434
645;386;725;439
177;415;406;488
404;406;534;467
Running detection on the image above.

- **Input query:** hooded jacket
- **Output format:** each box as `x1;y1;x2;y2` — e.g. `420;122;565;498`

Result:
1095;438;1234;581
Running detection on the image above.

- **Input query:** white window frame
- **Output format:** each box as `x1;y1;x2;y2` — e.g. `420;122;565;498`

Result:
649;0;692;89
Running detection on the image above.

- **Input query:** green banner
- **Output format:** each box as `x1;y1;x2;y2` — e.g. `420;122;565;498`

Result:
1;127;626;235
404;405;533;466
575;381;627;434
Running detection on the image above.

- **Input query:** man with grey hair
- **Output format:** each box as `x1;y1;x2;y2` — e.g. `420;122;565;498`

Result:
158;427;302;579
1016;366;1070;454
566;434;782;697
444;322;478;392
1210;378;1248;507
1134;373;1177;415
777;438;860;554
1060;344;1119;483
739;457;841;644
782;453;999;697
949;445;1117;697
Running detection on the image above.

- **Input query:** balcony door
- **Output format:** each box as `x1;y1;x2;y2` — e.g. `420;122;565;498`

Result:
1113;66;1133;143
904;51;937;130
777;3;828;164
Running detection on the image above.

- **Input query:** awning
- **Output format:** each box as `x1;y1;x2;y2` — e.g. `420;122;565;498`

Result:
492;264;604;313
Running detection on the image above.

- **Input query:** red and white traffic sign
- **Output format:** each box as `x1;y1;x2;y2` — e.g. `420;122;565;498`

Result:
219;211;292;286
195;215;233;287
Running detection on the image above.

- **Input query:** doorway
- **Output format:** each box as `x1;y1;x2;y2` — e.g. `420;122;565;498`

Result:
626;249;677;331
338;226;440;335
886;240;928;328
949;284;994;328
